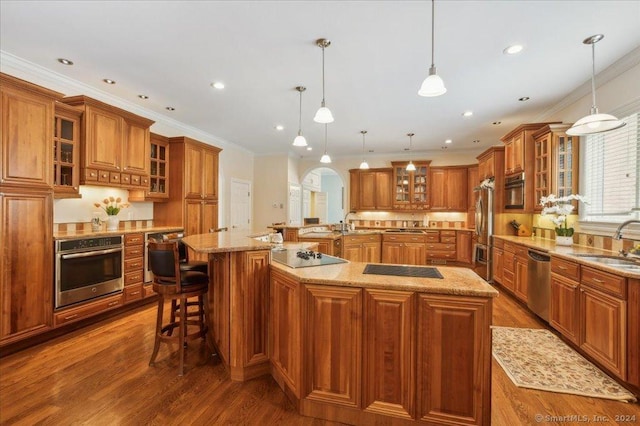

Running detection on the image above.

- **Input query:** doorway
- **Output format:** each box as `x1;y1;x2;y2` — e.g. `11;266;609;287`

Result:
230;178;252;231
301;167;344;224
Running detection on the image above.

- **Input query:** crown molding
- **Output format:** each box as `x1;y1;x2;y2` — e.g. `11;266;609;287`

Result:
0;50;252;156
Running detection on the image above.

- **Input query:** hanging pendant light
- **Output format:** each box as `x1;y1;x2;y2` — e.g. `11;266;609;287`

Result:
292;86;308;147
406;133;416;171
567;34;626;136
418;0;447;97
320;124;331;163
359;130;369;169
314;38;334;123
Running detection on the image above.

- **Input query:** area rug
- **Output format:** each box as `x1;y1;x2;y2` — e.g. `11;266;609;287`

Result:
492;326;637;402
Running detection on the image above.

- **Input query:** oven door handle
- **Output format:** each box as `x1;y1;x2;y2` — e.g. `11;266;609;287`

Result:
61;247;122;259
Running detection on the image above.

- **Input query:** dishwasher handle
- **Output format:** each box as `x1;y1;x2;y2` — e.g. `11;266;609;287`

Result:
528;250;550;262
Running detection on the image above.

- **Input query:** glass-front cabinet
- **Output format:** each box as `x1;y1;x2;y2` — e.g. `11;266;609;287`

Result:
532;124;579;212
149;133;169;199
391;161;431;209
53;103;82;198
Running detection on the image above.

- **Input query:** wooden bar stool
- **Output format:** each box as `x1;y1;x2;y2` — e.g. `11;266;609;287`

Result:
147;240;210;376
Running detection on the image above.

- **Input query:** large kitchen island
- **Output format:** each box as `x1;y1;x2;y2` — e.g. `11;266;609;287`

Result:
182;232;498;425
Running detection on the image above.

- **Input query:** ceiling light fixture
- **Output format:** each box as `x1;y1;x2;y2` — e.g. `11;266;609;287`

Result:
445;139;452;144
406;133;416;171
462;111;473;117
166;106;175;111
518;96;530;101
418;0;446;97
492;121;502;125
293;86;308;147
567;34;626;136
503;44;523;55
138;94;149;100
211;82;225;90
57;58;73;65
320;124;331;163
359;130;369;169
473;139;480;143
103;78;116;85
314;38;334;123
275;125;284;131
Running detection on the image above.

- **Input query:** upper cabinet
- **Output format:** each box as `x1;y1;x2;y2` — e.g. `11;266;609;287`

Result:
129;132;170;202
476;146;504;182
429;166;468;211
532;123;579;212
60;96;154;190
1;73;63;189
53;102;82;198
392;161;431;210
360;169;393;210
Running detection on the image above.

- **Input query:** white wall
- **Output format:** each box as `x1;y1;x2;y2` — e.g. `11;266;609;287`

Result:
321;174;344;223
253;154;289;231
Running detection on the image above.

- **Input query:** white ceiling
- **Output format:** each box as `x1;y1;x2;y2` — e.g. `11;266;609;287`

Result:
1;1;639;160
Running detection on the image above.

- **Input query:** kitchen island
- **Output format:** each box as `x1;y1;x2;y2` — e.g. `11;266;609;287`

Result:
183;232;498;425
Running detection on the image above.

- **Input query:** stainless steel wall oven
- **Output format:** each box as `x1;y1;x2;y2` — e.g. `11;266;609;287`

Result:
504;173;525;210
55;236;124;309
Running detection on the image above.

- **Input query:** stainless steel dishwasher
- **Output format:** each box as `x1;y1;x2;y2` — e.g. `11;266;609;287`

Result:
526;249;551;321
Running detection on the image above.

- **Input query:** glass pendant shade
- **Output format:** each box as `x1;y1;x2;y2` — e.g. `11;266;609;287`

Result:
566;110;626;136
359;160;369;169
406;161;416;172
320;153;332;163
314;105;334;124
293;133;308;147
418;66;447;97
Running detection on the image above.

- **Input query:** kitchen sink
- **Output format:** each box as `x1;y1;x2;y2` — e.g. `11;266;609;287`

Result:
573;254;640;271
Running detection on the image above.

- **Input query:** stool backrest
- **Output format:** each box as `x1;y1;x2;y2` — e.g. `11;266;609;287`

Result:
148;240;182;290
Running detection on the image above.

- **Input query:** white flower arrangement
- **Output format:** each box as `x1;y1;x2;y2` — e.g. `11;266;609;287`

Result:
479;177;495;189
540;194;588;236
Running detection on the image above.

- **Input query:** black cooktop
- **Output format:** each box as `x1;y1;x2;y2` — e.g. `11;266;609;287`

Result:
271;249;347;268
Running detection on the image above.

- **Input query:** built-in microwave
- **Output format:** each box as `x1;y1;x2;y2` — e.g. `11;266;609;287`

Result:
504;173;525;210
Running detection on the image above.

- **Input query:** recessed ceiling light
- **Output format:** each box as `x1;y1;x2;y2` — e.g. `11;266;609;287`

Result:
103;78;116;85
503;44;524;55
441;146;448;150
211;82;225;90
275;125;284;131
518;96;530;101
462;111;473;117
57;58;73;65
473;139;480;143
445;139;452;144
166;106;175;111
493;121;502;125
368;149;374;153
306;147;313;151
138;94;149;100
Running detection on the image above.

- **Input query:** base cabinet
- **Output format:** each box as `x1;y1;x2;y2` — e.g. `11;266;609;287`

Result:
342;234;381;263
549;273;580;344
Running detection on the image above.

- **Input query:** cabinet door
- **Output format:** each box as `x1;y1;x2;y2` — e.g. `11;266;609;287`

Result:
514;256;528;303
184;199;203;237
53;106;81;197
382;242;403;264
84;105;122;171
184;144;203;199
349;170;360;211
122;118;150;175
304;285;362;408
404;243;426;266
513;133;524;173
467;166;478;208
502;251;515;291
0;190;53;344
363;289;415;418
429;168;447;210
447;168;468;211
200;201;218;234
375;171;393;210
1;86;54;188
580;286;626;379
456;231;473;264
363;241;381;263
359;171;377;210
202;147;218;200
492;248;503;284
549;274;580;344
342;243;363;262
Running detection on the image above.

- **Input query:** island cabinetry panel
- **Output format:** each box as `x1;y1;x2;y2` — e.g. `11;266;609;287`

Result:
363;289;415;420
417;294;491;426
343;234;381;263
210;252;230;365
0;190;53;345
1;73;61;189
549;257;580;344
628;280;640;387
303;285;362;409
382;233;426;265
270;269;301;400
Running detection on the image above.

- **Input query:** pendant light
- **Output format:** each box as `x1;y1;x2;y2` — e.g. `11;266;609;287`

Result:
314;38;334;123
292;86;308;147
418;0;447;97
406;133;416;171
359;130;369;169
567;34;626;136
320;124;331;163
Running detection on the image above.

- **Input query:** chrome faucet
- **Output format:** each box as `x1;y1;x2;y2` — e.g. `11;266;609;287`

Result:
613;219;640;240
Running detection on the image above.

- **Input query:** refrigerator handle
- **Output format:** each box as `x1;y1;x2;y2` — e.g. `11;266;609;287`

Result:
475;196;483;236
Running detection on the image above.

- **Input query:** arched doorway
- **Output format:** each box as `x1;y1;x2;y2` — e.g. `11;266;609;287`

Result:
301;167;345;225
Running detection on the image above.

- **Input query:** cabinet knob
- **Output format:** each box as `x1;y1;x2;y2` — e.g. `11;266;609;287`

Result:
116;166;120;170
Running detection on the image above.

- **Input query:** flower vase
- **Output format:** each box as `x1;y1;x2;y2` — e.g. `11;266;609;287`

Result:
555;235;573;246
106;215;120;231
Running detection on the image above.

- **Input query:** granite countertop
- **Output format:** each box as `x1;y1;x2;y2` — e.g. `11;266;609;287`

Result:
299;228;475;240
493;235;640;278
182;231;316;254
54;226;185;240
271;260;499;298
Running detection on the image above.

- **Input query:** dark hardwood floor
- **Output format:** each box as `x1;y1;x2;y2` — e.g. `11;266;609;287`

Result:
1;288;638;425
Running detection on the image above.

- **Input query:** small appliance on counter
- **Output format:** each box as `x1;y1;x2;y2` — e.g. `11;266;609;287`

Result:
271;249;347;268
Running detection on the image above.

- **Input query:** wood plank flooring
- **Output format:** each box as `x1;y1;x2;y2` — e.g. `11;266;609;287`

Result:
1;288;638;425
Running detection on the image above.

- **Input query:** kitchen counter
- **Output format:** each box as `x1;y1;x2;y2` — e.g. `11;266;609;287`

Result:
494;235;640;278
53;226;184;240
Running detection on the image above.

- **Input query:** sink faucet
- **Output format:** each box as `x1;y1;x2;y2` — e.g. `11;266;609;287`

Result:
613;219;640;240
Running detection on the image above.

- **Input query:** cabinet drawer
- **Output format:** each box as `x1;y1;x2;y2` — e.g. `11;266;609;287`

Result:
125;245;143;258
131;174;141;185
125;233;144;246
124;257;143;272
124;283;143;303
426;251;456;260
425;233;439;243
143;283;156;299
54;293;123;326
493;238;504;249
125;270;144;286
109;172;121;184
440;230;456;237
514;245;528;258
551;257;580;281
383;234;426;243
503;242;516;253
581;266;626;299
98;170;110;183
441;236;456;244
426;243;455;251
504;251;515;271
85;168;99;181
121;173;131;185
141;176;150;186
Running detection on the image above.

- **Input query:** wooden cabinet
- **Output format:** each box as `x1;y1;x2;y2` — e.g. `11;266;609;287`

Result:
492;246;504;284
532;124;579;211
391;161;431;210
61;95;154;189
501;242;516;292
467;166;478;230
123;233;144;304
154;136;221;236
456;230;473;264
53;292;123;326
1;73;62;189
382;233;426;265
53;103;82;198
429;166;468;211
349;169;393;211
363;289;415;419
550;257;580;344
513;245;528;303
424;230;456;264
297;237;333;255
476;146;505;214
504;132;524;175
129;133;170;201
0;190;54;345
342;234;381;263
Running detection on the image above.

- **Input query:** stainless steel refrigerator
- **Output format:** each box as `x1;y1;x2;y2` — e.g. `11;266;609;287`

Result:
473;185;493;281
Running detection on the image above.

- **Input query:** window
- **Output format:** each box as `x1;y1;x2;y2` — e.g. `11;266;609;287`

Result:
580;100;639;227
